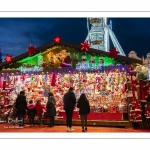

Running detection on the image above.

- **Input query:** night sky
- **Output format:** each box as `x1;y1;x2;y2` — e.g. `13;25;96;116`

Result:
0;18;150;61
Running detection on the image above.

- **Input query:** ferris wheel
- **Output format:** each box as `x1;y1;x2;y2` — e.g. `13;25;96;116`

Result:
85;18;126;56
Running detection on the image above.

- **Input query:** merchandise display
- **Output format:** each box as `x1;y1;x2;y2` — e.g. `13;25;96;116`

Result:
0;40;146;122
0;66;144;121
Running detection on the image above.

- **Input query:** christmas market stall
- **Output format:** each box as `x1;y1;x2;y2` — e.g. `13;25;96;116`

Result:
0;37;148;126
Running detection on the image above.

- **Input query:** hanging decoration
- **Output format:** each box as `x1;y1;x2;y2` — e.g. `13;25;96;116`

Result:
27;45;36;55
81;41;90;52
53;36;62;44
109;47;119;59
4;54;12;63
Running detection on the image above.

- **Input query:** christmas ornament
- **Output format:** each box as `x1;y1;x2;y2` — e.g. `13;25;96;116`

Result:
109;47;119;59
27;45;36;55
4;55;12;63
53;36;62;44
81;41;90;51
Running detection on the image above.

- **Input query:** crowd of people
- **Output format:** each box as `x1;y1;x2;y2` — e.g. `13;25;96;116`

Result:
14;87;90;132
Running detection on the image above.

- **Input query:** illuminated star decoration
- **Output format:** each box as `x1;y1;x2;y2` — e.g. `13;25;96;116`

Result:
53;36;62;44
27;45;36;55
81;41;90;52
4;55;12;63
109;47;120;59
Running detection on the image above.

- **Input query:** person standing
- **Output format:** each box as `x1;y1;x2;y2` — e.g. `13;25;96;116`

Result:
35;100;44;126
63;87;76;131
27;100;36;126
46;92;56;127
15;91;27;126
77;93;90;132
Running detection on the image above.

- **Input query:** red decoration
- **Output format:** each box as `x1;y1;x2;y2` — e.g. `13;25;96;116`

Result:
53;36;62;44
41;62;47;68
4;55;12;63
2;80;6;90
51;72;56;86
60;55;71;68
81;41;90;52
109;47;119;59
27;45;36;55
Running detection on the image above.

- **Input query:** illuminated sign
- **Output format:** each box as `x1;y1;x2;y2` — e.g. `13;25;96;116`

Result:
19;66;43;72
76;62;104;70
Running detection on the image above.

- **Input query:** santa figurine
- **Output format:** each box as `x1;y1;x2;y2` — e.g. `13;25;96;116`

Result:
82;73;87;83
81;54;88;70
37;75;43;87
49;57;55;68
9;73;15;87
60;52;71;68
95;72;101;83
90;56;95;69
97;58;104;69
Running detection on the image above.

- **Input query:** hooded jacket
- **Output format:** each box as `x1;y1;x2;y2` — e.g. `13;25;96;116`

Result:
35;102;44;116
27;104;36;118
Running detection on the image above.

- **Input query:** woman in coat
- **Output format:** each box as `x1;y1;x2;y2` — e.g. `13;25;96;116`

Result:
15;91;27;126
77;93;90;132
46;92;56;127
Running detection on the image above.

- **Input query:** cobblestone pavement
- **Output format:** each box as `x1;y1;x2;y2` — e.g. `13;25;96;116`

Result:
0;123;150;132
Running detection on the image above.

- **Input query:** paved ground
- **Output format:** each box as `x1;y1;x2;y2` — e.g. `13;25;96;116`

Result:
0;123;150;132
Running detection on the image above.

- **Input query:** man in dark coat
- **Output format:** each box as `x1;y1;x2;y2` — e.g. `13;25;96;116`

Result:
63;87;76;131
15;91;27;126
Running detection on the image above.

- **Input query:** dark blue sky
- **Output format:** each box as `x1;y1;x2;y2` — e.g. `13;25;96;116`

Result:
0;18;150;61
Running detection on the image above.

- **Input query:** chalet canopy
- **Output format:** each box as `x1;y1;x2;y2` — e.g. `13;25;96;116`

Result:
0;41;142;70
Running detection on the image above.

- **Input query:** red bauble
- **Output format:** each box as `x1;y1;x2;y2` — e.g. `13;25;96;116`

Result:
53;36;62;44
81;41;90;51
109;47;119;59
27;45;36;55
4;54;12;63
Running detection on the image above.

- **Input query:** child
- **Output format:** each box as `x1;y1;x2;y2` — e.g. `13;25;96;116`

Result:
77;93;90;132
35;100;44;126
27;100;36;126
